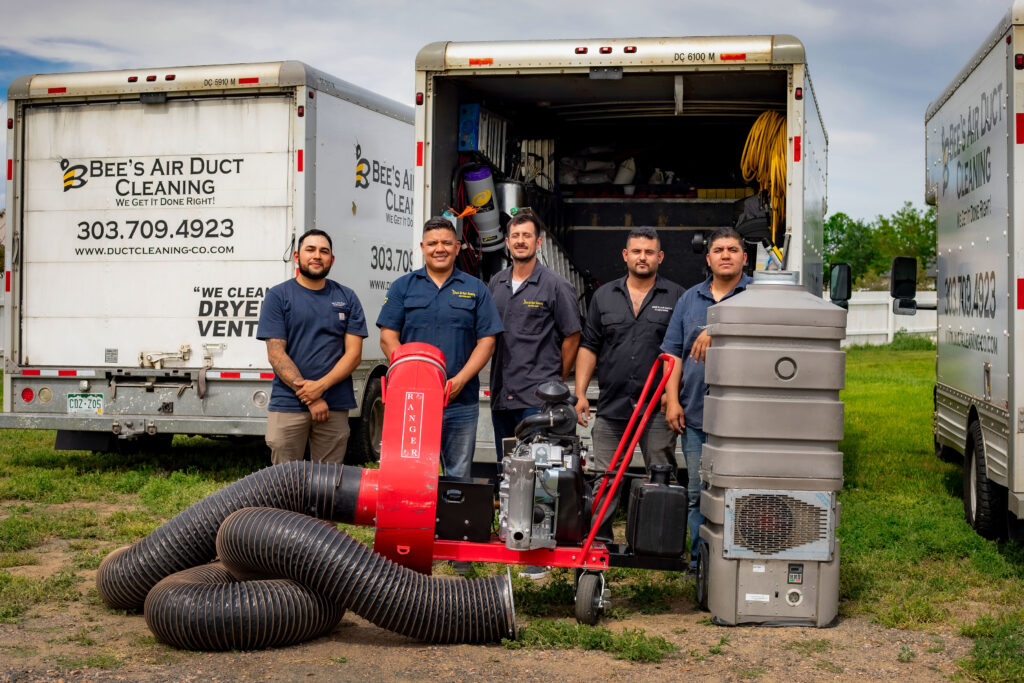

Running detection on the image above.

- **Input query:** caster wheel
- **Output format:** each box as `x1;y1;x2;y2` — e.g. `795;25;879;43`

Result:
575;571;604;626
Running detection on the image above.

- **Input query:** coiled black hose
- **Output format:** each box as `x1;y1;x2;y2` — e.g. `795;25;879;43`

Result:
144;561;345;651
216;507;516;644
97;461;364;610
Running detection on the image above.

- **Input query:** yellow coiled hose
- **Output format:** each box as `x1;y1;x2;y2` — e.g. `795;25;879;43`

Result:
740;111;787;251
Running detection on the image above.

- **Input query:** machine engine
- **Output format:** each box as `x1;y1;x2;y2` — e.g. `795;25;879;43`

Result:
497;382;590;550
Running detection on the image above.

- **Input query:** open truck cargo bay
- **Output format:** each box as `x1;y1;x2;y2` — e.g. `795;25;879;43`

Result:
414;35;827;294
3;61;414;453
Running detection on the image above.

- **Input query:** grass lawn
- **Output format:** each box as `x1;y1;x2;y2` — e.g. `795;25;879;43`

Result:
1;345;1024;677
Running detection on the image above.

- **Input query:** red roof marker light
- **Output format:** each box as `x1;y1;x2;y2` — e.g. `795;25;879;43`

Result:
297;106;304;117
624;46;637;53
47;87;66;94
795;87;803;100
599;46;612;54
128;76;138;83
416;92;424;105
165;74;175;81
239;77;259;84
575;47;588;54
146;75;156;82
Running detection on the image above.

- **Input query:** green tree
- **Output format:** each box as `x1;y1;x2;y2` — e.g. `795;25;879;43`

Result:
824;203;935;290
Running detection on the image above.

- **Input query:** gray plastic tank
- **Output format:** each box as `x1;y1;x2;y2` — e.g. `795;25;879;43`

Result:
697;270;846;627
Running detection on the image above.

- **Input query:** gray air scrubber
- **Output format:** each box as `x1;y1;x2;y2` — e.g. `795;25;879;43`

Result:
696;270;847;627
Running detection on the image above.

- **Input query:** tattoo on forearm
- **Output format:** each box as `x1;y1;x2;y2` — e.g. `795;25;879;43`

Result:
266;339;303;389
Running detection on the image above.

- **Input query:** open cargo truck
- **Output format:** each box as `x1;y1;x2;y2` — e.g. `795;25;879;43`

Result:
896;1;1024;539
2;61;414;459
413;35;831;464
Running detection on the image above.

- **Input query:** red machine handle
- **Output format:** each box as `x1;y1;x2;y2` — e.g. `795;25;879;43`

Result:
581;353;676;559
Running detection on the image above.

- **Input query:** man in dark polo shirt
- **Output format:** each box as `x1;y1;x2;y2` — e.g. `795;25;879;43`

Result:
377;217;503;482
489;209;581;466
574;227;684;541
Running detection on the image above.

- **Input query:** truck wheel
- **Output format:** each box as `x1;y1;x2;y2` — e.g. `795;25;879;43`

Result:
574;571;604;626
346;375;383;465
963;419;1006;539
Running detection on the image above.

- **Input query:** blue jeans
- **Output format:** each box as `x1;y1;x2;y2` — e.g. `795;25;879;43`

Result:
441;401;478;481
683;426;708;564
491;407;542;473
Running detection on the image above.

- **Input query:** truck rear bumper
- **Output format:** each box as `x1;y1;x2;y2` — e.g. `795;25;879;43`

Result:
0;412;268;437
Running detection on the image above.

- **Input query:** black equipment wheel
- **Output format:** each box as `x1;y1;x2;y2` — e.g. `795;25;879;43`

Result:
575;571;604;626
695;542;710;611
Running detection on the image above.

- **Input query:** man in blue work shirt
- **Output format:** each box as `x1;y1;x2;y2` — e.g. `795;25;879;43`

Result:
377;217;503;481
662;226;753;571
257;228;368;464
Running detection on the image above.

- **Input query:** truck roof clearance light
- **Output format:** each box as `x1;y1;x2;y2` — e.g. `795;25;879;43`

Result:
624;46;637;53
575;47;588;55
47;87;66;94
720;53;746;61
309;91;314;99
416;92;424;105
600;47;612;54
20;388;33;403
128;76;138;83
146;75;157;82
165;74;176;81
795;87;803;100
239;77;259;84
6;118;11;129
1016;54;1024;70
297;105;304;117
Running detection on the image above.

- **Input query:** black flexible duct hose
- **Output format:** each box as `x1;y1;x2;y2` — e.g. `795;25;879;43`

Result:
97;461;366;610
216;507;517;644
514;404;576;440
144;561;345;651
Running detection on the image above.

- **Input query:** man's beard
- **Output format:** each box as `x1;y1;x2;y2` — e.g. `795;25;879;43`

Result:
299;263;331;280
627;264;656;279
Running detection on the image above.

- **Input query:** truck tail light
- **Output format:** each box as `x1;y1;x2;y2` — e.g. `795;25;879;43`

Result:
416;92;424;105
795;87;803;100
297;106;304;117
1016;54;1024;70
794;136;802;162
7;118;12;129
21;388;34;403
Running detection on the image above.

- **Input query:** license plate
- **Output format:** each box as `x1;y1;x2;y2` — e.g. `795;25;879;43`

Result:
67;393;103;415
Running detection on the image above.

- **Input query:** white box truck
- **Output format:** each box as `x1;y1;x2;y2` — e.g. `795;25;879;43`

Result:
897;1;1024;538
413;35;834;464
3;61;414;458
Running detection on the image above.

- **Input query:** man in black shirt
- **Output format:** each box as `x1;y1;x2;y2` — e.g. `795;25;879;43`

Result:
574;227;684;542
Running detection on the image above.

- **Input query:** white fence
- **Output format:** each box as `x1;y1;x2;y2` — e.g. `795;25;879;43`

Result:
838;290;936;347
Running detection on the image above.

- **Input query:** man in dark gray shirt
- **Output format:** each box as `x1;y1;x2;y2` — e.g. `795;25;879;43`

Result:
574;227;684;542
489;210;581;578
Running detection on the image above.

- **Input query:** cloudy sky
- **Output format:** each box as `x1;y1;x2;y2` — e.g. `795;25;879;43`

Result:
0;0;1011;221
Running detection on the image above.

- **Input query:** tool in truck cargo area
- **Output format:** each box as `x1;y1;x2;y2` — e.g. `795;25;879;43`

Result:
488;209;582;579
574;227;684;542
662;226;752;571
376;217;503;482
257;229;368;464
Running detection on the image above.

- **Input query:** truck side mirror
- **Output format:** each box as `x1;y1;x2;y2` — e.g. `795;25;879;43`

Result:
829;263;851;309
890;256;918;299
890;256;919;316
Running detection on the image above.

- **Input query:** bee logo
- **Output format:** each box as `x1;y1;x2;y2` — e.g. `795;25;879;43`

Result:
354;143;369;189
60;159;87;192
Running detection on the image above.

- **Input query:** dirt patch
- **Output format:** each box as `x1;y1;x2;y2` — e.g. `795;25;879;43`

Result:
0;575;973;682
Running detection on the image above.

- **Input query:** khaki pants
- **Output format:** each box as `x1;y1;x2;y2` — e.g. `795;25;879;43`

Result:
266;410;350;464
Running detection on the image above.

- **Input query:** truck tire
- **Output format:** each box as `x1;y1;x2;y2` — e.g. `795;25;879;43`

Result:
963;419;1006;539
345;375;384;465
